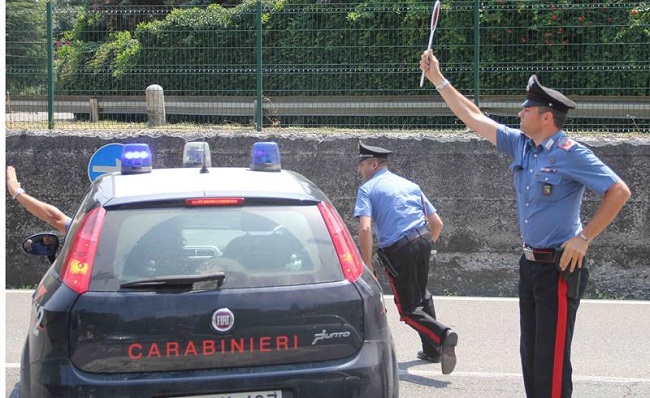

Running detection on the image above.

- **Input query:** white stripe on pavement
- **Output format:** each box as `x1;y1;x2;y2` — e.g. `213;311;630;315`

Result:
401;369;650;384
385;295;650;305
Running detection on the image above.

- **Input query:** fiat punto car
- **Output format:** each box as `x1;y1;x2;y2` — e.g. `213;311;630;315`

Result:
14;142;398;398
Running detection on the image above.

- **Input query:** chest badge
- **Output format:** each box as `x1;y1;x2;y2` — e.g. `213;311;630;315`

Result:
543;184;552;195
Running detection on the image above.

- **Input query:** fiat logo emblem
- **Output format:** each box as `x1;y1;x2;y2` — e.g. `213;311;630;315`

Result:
211;308;235;333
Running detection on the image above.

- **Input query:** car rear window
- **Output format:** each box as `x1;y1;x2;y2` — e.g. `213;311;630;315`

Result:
89;205;344;291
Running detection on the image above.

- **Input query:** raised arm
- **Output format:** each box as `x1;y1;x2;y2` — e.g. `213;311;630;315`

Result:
420;50;500;145
7;166;72;235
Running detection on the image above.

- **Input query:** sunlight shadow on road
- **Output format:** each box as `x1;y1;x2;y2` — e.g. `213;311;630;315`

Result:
398;360;451;388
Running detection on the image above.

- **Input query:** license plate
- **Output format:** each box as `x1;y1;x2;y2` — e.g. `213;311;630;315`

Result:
180;391;282;398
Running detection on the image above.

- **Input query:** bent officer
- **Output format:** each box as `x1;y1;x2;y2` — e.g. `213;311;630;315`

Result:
6;166;72;235
354;141;458;375
420;51;631;397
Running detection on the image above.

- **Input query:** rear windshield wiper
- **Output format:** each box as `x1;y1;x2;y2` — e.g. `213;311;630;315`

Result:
120;272;225;289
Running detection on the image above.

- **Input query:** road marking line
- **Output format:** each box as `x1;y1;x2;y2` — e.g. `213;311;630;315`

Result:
385;295;650;305
401;369;650;383
6;363;21;368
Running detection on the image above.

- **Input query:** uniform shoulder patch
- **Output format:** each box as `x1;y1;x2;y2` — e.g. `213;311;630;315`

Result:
557;137;576;151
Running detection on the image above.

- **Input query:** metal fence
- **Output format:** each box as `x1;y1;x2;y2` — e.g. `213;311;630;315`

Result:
5;0;650;132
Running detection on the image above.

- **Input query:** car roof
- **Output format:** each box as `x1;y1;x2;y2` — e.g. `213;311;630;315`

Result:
93;167;326;207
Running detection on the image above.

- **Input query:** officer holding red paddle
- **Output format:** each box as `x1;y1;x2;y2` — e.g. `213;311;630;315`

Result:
420;51;631;397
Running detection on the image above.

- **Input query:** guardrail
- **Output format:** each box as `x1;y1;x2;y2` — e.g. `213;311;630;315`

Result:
6;95;649;120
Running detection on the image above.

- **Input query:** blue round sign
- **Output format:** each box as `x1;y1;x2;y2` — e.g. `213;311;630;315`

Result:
87;143;124;182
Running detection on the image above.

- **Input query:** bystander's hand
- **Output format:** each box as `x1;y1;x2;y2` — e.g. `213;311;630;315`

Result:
6;166;22;198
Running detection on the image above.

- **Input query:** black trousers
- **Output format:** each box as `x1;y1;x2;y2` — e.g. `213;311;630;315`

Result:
519;255;590;398
380;236;448;357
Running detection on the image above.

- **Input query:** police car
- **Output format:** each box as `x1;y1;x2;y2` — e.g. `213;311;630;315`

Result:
14;142;399;398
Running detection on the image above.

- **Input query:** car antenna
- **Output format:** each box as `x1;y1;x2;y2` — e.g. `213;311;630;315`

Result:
200;138;209;174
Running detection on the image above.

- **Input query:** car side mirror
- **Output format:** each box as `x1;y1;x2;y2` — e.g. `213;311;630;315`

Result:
22;233;60;264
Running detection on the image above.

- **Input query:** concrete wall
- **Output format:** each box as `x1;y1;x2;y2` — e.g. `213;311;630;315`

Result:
6;130;650;299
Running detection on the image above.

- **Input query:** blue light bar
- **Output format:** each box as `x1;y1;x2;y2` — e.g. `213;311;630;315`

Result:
183;142;212;168
250;142;281;172
121;143;152;174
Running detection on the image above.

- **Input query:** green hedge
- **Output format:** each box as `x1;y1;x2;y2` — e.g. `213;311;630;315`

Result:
55;0;649;97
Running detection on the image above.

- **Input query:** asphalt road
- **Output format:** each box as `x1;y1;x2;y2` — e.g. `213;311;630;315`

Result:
5;290;650;397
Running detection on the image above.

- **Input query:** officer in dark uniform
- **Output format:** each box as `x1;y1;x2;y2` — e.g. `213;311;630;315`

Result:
420;51;631;397
354;141;459;375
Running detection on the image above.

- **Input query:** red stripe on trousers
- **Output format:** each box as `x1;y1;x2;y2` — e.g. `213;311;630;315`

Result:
553;276;568;398
386;271;442;345
404;317;442;344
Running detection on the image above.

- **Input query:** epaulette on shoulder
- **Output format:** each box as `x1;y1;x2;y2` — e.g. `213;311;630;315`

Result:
558;138;577;151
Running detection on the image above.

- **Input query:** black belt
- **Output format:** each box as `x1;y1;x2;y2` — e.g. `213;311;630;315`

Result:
522;245;558;264
383;226;431;254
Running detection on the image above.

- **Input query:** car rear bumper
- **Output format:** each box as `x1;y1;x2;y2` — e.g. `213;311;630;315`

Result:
23;340;398;398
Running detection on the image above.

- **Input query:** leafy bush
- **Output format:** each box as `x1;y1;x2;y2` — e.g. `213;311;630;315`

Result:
6;0;48;94
54;0;649;98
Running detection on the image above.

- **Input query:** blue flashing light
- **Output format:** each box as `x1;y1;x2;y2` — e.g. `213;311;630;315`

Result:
250;142;281;172
183;142;212;168
121;143;152;174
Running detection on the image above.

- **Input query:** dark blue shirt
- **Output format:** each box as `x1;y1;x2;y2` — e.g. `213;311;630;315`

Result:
496;126;619;248
28;241;55;256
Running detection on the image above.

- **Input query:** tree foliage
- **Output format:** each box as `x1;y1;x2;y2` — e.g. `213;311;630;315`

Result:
6;0;48;94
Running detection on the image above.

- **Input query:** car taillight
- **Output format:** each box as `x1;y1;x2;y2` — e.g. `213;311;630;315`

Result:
318;201;364;282
61;207;106;294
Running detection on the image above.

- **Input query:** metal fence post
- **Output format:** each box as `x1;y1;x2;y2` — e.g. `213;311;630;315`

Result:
47;1;54;129
255;0;263;131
